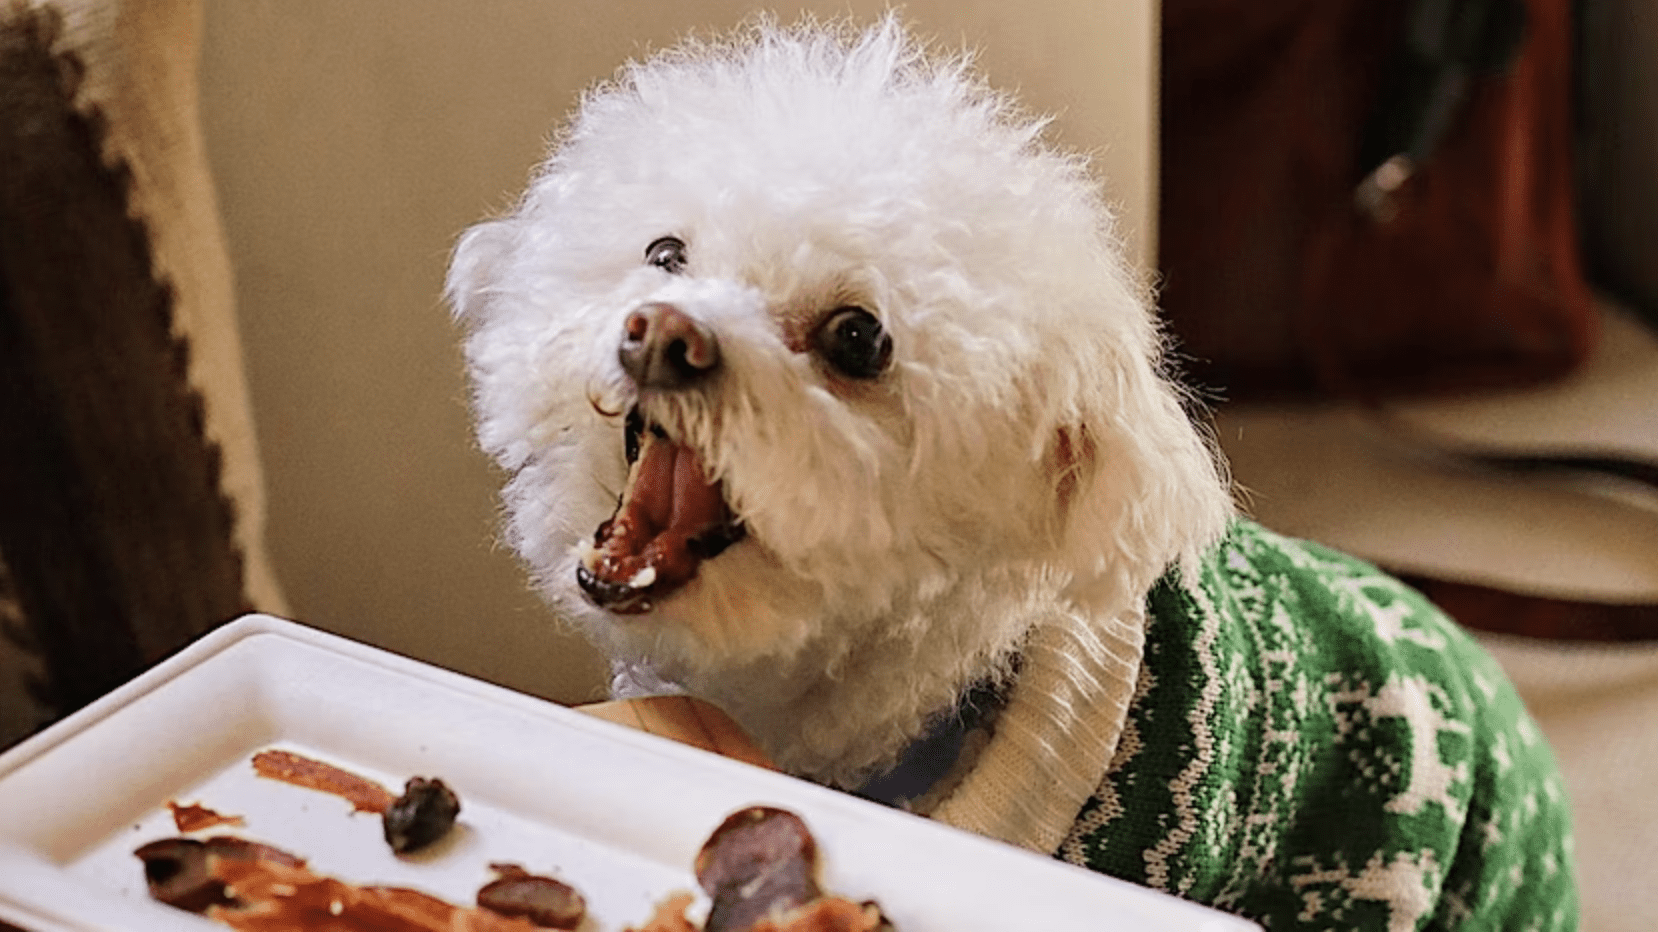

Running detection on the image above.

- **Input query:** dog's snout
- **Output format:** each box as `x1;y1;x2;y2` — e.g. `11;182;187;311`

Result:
619;302;721;389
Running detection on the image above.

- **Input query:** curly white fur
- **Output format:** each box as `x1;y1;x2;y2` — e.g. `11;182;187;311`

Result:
448;15;1233;788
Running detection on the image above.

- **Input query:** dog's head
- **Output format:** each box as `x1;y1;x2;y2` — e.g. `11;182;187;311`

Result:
448;17;1231;683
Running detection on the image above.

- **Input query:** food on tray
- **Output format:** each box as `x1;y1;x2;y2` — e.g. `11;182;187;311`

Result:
631;894;891;932
140;750;884;932
631;807;892;932
697;807;819;931
250;748;461;854
476;863;588;929
135;835;541;931
135;836;304;912
383;776;462;854
167;800;246;832
251;748;397;814
744;898;891;932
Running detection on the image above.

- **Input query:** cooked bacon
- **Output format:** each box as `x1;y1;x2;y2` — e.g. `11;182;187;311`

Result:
251;749;396;815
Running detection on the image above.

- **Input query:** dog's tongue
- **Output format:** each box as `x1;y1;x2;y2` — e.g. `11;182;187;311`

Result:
578;431;743;614
639;435;727;538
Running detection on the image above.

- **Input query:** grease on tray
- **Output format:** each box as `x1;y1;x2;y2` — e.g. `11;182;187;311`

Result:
167;800;246;833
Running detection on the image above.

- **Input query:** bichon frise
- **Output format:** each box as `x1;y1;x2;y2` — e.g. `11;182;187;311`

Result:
448;16;1576;930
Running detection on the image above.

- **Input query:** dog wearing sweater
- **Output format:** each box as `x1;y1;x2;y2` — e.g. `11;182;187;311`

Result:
448;17;1577;930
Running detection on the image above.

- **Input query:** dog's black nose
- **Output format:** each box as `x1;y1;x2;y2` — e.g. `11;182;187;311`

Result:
619;302;720;389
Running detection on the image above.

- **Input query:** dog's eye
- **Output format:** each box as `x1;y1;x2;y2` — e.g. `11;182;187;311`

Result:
644;236;687;274
814;306;892;379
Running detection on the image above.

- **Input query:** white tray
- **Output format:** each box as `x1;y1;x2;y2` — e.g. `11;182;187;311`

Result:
0;614;1257;932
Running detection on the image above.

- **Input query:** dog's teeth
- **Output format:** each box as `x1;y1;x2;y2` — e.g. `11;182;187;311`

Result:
628;566;657;589
574;539;600;569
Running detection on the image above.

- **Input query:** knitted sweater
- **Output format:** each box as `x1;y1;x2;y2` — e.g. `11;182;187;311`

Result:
929;519;1578;931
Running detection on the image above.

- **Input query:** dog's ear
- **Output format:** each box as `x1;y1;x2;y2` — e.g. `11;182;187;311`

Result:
446;219;514;322
1050;424;1093;517
1046;371;1233;612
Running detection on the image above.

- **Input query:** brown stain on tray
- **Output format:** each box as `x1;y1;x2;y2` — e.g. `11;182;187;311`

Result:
167;800;246;832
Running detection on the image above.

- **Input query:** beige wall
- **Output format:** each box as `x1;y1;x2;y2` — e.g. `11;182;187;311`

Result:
197;1;1156;705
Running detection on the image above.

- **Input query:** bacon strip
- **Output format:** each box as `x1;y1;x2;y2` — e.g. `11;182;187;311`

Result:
250;749;396;814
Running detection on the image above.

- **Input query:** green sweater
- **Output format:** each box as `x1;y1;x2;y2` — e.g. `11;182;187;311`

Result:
1057;520;1578;930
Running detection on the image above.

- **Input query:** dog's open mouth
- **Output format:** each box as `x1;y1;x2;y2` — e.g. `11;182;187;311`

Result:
576;409;746;614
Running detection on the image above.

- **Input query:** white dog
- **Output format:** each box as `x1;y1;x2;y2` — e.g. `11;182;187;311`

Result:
449;17;1576;930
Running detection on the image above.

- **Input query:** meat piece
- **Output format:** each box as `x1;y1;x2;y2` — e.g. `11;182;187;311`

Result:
692;808;896;932
695;807;823;932
476;863;587;929
133;836;304;913
383;776;461;854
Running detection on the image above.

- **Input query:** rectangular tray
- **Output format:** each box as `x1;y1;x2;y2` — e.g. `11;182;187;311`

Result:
0;614;1256;931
